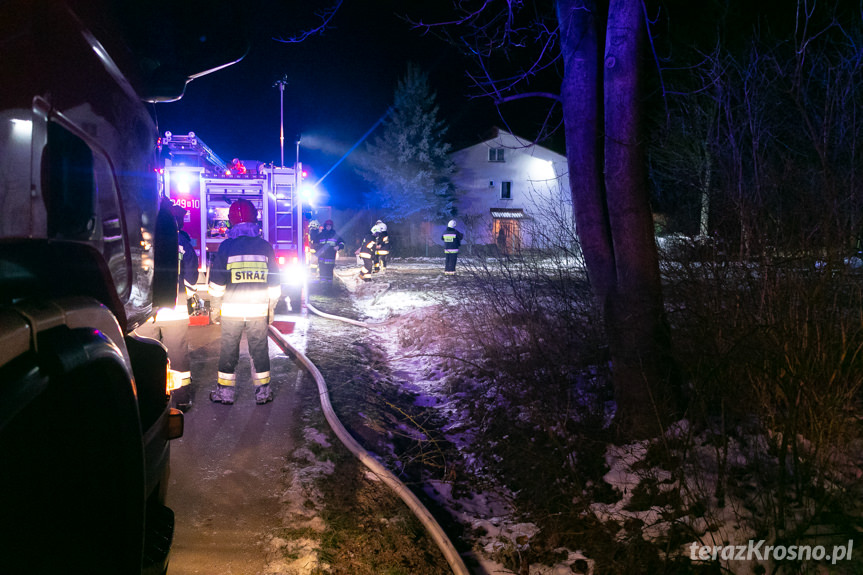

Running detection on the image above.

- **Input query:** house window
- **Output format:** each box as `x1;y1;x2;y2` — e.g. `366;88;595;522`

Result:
488;147;505;162
500;181;512;200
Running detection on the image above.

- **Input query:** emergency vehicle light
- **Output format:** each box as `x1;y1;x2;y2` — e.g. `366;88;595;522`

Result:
173;171;193;195
278;256;286;266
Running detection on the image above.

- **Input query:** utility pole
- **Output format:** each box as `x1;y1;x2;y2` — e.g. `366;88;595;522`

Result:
274;75;288;167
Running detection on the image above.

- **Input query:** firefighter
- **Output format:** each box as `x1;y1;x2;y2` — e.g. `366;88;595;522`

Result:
135;202;199;411
208;199;281;405
356;226;378;282
307;220;321;280
442;219;464;276
373;220;390;273
315;219;344;287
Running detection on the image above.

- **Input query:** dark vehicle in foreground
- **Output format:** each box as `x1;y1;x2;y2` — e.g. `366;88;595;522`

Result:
0;1;247;573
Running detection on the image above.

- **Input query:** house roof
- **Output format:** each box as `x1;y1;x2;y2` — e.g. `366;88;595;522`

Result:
451;127;566;161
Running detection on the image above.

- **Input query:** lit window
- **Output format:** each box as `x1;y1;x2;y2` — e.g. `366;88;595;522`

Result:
500;181;512;200
488;148;505;162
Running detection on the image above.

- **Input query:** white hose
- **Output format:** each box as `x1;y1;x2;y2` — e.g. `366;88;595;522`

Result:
304;301;378;329
267;325;470;575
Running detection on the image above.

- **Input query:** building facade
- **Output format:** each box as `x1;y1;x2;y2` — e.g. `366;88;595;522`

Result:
446;128;572;251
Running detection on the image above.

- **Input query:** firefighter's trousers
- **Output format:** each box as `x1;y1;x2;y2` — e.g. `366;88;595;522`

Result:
137;312;191;387
359;254;374;280
445;251;459;274
374;254;387;272
217;317;271;387
319;258;336;282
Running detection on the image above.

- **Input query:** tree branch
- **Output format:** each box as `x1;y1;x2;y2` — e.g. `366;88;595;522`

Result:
273;0;344;43
494;91;561;104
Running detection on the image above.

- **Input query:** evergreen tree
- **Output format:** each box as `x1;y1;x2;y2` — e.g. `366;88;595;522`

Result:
359;63;456;222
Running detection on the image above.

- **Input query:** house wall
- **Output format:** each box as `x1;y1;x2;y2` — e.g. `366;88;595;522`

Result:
444;130;572;248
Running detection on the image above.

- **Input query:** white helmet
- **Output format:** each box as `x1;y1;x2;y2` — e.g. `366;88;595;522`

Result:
447;220;457;228
378;222;387;232
371;223;383;234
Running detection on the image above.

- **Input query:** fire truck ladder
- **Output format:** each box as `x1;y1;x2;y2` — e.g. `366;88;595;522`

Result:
162;131;227;172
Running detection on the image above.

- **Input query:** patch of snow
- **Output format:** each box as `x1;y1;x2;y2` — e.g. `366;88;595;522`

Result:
302;427;331;448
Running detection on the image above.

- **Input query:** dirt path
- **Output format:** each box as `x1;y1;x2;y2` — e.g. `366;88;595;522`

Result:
166;322;304;575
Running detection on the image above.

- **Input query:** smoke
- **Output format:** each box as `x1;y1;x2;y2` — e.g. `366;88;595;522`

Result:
298;133;352;157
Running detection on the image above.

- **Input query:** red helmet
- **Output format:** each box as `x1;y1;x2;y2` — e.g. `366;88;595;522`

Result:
324;219;334;227
228;199;257;225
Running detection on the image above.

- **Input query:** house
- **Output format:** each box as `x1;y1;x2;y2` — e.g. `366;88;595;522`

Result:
446;128;571;251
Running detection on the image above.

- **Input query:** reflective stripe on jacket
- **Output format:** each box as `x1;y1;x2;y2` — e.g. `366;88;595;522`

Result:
208;235;281;318
375;232;390;256
442;227;463;253
316;229;345;263
358;237;376;258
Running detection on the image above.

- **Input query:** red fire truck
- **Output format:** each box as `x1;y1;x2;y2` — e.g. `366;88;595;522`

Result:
159;131;307;307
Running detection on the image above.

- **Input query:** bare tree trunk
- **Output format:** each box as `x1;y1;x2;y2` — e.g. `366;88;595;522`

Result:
558;0;678;439
557;0;615;303
700;143;711;237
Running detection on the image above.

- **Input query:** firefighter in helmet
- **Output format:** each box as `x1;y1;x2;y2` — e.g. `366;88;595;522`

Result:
315;219;344;287
208;199;281;405
373;220;390;273
442;219;464;275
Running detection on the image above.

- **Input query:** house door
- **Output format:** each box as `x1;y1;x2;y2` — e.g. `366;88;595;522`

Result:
493;218;520;253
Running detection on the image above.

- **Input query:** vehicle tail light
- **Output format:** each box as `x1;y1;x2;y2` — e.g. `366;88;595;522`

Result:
167;408;184;440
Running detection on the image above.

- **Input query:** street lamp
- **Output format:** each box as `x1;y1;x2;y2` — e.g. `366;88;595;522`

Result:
274;75;288;167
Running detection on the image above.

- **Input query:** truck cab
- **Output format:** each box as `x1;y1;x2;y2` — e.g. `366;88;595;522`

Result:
0;1;247;573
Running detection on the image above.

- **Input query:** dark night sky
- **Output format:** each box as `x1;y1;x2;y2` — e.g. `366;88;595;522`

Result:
151;1;502;209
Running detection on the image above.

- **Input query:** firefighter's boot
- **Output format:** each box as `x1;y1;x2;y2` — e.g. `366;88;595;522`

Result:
209;385;235;405
255;384;273;405
172;385;194;412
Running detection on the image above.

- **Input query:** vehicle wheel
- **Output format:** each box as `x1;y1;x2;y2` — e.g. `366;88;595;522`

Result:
0;359;145;574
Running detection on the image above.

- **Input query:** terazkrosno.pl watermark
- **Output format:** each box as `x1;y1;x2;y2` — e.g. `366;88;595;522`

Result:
690;540;854;565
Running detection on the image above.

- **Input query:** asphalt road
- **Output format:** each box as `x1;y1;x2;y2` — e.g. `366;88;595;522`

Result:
165;318;306;575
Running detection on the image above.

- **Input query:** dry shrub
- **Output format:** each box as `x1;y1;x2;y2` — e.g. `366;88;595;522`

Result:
664;239;863;572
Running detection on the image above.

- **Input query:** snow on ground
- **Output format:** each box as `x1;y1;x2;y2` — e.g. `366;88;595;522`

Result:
321;258;863;575
332;260;590;574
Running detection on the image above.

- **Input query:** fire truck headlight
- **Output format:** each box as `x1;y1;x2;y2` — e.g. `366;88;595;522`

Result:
278;256;286;266
300;186;316;206
281;263;306;287
175;171;192;195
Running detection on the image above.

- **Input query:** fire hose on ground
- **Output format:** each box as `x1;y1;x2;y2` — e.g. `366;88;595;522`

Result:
268;301;470;575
